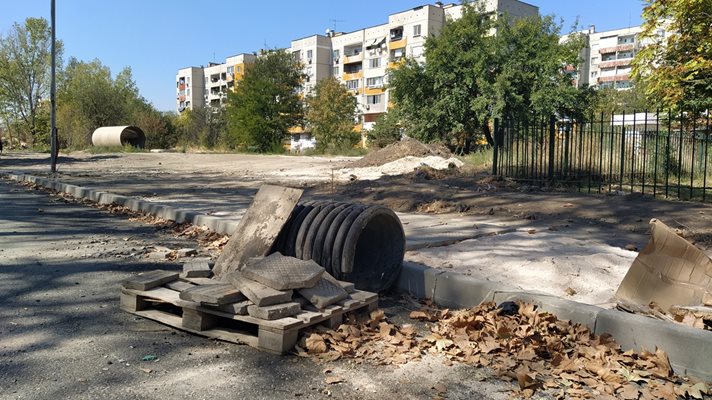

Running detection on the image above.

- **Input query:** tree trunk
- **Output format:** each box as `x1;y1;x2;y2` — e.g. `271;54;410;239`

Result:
483;121;494;146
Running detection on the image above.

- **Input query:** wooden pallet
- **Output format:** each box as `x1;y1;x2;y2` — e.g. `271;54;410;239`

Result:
120;281;378;354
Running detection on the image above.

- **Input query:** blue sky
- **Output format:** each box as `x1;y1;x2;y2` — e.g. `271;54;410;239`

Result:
0;1;645;112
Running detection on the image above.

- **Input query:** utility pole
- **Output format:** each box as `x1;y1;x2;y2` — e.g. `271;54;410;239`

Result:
50;0;57;173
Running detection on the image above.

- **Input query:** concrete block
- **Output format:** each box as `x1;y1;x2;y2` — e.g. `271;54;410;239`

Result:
217;300;252;315
228;271;293;307
248;302;301;320
394;261;439;299
122;270;178;291
595;309;712;381
432;271;515;309
493;291;603;330
297;276;348;309
181;261;211;278
179;283;245;305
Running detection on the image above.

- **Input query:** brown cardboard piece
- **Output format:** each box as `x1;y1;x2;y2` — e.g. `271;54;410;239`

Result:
212;185;303;278
615;219;712;312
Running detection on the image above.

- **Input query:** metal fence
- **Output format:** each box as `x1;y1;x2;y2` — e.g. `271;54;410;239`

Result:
492;110;712;202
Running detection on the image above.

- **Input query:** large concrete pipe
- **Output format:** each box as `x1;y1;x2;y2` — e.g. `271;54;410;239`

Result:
91;126;146;148
273;201;405;293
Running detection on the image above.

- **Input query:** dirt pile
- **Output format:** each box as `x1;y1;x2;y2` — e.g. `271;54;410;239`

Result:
350;138;452;168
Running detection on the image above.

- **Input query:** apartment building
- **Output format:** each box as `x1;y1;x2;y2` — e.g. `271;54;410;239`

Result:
175;67;205;112
289;0;538;135
175;53;256;112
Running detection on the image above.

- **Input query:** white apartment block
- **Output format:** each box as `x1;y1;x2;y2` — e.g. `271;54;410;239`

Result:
176;53;256;112
568;24;668;91
289;0;538;135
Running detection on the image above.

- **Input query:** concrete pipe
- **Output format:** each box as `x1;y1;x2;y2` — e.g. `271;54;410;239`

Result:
91;126;146;148
274;201;405;292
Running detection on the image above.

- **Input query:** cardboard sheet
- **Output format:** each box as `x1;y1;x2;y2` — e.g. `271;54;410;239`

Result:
616;219;712;312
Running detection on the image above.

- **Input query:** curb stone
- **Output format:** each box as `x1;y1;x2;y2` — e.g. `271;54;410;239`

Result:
4;172;711;381
2;172;239;235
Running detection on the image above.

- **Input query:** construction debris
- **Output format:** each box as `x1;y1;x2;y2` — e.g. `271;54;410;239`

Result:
228;271;294;307
212;185;303;277
616;219;712;313
178;283;245;305
181;261;212;278
241;253;324;290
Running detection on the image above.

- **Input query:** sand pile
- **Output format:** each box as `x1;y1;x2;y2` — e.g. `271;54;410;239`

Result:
349;138;451;168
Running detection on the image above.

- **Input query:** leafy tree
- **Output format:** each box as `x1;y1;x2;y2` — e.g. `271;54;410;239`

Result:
632;0;712;110
305;77;359;152
388;6;589;149
225;50;303;152
367;109;403;148
591;83;653;116
57;57;170;149
176;106;227;149
0;17;62;144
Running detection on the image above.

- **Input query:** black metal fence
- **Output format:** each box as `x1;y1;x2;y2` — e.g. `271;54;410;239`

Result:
492;110;712;202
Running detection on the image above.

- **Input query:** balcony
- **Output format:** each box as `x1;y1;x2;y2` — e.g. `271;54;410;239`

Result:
597;74;630;83
388;58;405;69
364;87;385;96
364;102;386;114
598;59;632;69
599;44;634;54
342;71;363;81
389;37;407;50
343;53;363;64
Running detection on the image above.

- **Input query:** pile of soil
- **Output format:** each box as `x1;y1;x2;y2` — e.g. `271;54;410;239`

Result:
349;138;451;168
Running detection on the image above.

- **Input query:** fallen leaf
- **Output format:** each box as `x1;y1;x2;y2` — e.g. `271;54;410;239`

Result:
565;287;577;296
306;334;327;354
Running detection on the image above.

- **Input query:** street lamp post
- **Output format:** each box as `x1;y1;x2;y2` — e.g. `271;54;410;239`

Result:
50;0;57;173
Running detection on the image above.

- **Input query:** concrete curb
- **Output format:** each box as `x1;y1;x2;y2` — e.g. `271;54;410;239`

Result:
4;172;711;381
2;172;239;235
396;262;712;381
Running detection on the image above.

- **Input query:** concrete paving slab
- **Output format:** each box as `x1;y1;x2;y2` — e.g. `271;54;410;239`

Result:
178;283;245;305
247;302;302;320
181;261;212;278
297;276;349;309
242;253;324;290
122;270;178;290
228;271;294;307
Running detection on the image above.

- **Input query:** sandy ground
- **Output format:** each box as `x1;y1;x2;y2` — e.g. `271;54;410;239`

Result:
3;150;712;307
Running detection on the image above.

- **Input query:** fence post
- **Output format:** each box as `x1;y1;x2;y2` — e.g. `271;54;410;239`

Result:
548;115;556;179
492;118;499;175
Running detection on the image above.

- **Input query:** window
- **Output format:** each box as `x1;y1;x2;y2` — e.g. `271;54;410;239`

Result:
292;50;301;60
591;56;599;64
413;24;421;37
333;66;340;75
366;76;384;88
186;77;190;85
333;49;340;60
590;71;598;78
307;49;313;59
411;46;424;58
227;66;234;75
367;94;382;105
369;57;381;68
237;66;242;73
185;101;190;107
187;88;190;96
347;79;359;90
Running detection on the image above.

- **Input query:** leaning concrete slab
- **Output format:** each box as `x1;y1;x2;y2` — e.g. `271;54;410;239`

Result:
213;185;303;277
595;309;712;380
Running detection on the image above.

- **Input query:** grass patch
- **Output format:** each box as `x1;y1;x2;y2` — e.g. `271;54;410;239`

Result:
460;147;493;173
84;144;147;154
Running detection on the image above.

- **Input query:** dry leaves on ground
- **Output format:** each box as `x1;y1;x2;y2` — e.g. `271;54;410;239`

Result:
298;302;711;399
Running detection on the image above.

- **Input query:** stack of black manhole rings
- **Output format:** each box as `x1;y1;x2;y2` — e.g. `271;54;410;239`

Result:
272;201;405;293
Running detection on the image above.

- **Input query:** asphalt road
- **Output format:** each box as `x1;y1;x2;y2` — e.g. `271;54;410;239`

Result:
0;179;514;400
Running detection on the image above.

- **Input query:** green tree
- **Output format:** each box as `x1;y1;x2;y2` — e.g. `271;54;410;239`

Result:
388;6;589;149
632;0;712;110
176;106;227;149
225;50;303;152
367;109;403;148
57;57;169;149
305;77;359;152
0;17;62;144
